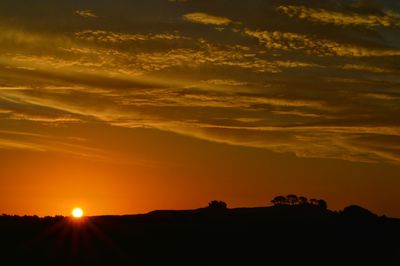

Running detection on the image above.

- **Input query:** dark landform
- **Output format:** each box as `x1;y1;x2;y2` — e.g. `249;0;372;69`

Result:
1;196;400;266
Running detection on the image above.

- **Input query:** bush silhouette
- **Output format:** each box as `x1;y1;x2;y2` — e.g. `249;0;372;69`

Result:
207;200;227;210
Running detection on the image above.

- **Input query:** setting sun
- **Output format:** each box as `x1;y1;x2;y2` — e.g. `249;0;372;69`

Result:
72;208;84;218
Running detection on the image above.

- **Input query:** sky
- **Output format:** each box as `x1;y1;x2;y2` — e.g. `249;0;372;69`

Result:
0;0;399;217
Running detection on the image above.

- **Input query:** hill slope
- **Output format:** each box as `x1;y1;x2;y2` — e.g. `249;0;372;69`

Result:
1;205;399;266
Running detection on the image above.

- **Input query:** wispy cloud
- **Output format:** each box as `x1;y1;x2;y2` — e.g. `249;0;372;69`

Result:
1;107;81;123
277;5;400;28
160;123;400;163
75;30;189;43
183;12;232;26
362;92;399;101
200;79;248;87
341;64;392;73
75;10;97;18
1;1;399;166
244;28;400;57
0;130;105;160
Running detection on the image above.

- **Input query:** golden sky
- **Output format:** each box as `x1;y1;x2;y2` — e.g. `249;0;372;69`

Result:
1;0;400;216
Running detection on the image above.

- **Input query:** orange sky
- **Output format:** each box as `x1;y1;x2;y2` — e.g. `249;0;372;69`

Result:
1;0;400;217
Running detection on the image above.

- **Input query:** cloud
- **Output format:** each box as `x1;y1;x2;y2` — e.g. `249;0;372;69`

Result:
2;80;399;165
75;30;190;43
1;108;81;123
0;138;46;151
75;10;97;18
148;122;400;164
271;110;322;118
277;5;399;28
11;54;102;69
183;12;232;26
341;64;392;73
118;90;327;109
1;1;400;166
200;79;248;87
0;130;105;160
362;92;399;100
2;30;317;83
244;28;400;57
129;40;318;73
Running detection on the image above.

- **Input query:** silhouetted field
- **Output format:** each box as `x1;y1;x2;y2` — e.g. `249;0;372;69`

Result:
1;204;399;266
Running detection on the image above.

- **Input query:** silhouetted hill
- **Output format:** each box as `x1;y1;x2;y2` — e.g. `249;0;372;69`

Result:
341;205;378;220
1;205;399;266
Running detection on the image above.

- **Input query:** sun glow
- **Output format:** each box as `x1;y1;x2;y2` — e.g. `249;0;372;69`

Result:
72;208;84;218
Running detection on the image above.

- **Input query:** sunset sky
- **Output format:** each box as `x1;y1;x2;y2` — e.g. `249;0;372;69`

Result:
1;0;400;217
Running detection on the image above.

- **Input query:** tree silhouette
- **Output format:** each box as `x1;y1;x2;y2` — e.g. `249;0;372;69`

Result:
310;198;319;206
271;195;328;209
286;194;299;205
317;200;327;210
271;195;287;206
299;196;308;205
207;200;227;210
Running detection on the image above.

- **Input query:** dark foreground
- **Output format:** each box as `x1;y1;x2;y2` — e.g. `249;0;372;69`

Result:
1;205;399;266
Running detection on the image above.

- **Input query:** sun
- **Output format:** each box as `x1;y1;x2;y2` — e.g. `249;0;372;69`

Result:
72;207;84;218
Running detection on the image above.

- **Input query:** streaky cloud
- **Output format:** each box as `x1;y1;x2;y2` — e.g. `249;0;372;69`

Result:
244;28;400;57
75;10;97;18
277;5;400;28
183;12;232;26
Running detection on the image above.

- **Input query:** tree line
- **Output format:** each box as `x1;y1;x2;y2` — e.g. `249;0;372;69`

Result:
271;194;327;209
205;195;328;210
